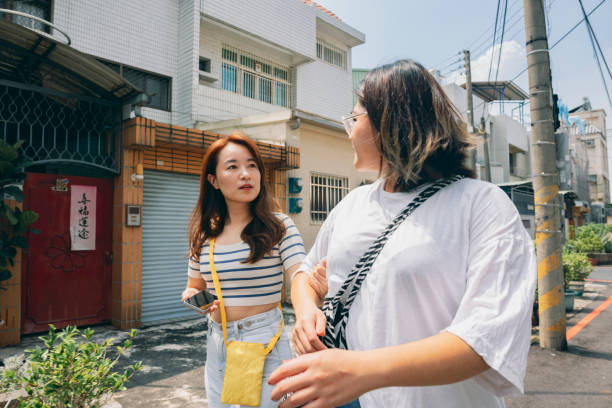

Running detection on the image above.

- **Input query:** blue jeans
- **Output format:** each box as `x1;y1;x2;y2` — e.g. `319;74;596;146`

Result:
338;400;361;408
205;307;292;408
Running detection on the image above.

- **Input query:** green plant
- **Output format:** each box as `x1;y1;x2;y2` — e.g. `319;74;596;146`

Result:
0;139;39;288
562;250;592;289
0;325;142;407
565;224;607;253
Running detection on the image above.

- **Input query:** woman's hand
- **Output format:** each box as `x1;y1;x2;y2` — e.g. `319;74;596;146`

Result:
291;301;327;355
308;260;328;299
181;288;220;315
269;349;369;408
181;287;200;301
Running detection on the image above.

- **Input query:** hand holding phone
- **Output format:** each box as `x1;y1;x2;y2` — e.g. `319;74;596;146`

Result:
183;290;217;313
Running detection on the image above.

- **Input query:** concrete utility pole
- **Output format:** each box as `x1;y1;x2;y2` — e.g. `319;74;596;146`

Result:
524;0;566;350
463;50;477;171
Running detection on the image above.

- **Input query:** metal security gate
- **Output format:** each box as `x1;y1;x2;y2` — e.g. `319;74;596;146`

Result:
141;170;201;324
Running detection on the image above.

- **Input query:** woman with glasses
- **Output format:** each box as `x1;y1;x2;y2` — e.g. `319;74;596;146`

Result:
268;59;536;408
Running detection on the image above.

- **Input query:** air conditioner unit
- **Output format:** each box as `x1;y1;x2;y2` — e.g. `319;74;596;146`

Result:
255;63;262;72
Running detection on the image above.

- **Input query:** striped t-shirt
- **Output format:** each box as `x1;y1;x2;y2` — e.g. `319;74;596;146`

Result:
187;214;306;306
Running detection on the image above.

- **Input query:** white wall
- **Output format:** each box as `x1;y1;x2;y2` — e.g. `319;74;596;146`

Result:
442;83;486;125
52;0;193;125
296;52;353;122
200;0;316;60
195;21;294;123
291;123;376;250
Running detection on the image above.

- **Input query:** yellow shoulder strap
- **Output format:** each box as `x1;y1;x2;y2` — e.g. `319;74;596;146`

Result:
209;238;228;348
209;237;284;355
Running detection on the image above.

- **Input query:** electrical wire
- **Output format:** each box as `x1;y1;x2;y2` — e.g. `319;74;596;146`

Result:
578;0;612;81
509;0;609;83
487;0;503;83
578;0;612;110
494;0;509;83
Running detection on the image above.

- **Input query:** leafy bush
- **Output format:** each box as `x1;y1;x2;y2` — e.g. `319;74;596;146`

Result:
0;139;39;288
565;224;609;253
0;325;142;407
562;250;592;288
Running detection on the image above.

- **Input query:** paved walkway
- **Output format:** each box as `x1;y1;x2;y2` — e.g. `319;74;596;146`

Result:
2;268;612;407
506;266;612;408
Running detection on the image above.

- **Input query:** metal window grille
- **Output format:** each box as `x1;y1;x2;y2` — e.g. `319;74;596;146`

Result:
316;39;347;70
98;60;170;111
221;46;291;107
310;173;349;223
0;0;52;32
0;80;122;173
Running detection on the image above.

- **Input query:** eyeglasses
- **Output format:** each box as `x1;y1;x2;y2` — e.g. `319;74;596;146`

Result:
341;111;367;135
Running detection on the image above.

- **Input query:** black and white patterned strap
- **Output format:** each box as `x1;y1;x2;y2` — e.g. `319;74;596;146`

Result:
321;175;464;349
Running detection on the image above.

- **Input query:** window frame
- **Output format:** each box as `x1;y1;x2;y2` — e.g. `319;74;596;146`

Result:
97;59;172;111
310;172;349;224
316;38;348;71
221;45;291;108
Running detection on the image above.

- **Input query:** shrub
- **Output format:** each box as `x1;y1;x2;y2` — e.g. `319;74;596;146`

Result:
0;139;39;288
562;250;592;288
565;224;607;253
0;325;142;407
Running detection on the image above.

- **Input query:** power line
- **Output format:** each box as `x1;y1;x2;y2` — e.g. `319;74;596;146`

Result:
472;3;524;57
509;0;609;83
578;0;612;81
578;0;612;110
487;0;503;82
494;0;509;83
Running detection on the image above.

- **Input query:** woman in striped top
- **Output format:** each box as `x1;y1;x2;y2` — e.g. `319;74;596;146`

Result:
181;133;305;407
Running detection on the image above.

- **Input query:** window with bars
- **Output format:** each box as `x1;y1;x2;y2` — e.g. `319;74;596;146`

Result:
316;39;347;70
98;60;170;111
310;173;349;223
221;46;291;107
0;0;52;32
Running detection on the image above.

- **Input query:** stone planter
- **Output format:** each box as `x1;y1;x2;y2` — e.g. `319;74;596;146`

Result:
565;290;578;312
567;280;585;297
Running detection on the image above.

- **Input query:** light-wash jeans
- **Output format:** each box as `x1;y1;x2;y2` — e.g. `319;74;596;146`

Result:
205;307;292;408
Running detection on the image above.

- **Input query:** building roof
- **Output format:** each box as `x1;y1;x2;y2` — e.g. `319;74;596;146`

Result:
0;19;140;100
460;81;528;102
300;0;342;21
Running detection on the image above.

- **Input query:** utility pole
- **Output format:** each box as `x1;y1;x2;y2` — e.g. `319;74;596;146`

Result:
524;0;566;350
463;50;477;171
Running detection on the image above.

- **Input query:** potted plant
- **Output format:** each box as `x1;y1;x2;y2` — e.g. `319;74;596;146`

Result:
562;250;592;297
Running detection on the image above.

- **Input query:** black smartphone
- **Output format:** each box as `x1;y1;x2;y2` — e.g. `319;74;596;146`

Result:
183;290;216;313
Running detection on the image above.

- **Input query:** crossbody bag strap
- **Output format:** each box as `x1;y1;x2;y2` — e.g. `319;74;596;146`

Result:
334;175;464;307
208;238;283;355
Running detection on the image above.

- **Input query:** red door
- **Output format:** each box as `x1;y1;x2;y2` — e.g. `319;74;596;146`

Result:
21;173;112;334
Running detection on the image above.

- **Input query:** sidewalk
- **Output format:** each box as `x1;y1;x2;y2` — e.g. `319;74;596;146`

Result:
0;307;298;408
2;268;612;407
506;266;612;408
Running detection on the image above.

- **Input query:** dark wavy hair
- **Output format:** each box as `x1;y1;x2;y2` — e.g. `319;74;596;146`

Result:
188;133;285;263
357;59;476;191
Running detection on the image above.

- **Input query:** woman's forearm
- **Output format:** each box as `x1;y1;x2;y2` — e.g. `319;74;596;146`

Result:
355;331;490;392
291;272;323;312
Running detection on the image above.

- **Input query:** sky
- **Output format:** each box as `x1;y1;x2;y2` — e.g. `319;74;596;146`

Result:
320;0;612;125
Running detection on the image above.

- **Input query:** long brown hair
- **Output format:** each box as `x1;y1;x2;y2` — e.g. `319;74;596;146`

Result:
358;59;476;191
188;133;285;263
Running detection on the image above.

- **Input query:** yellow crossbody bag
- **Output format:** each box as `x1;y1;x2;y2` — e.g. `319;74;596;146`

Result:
209;238;284;407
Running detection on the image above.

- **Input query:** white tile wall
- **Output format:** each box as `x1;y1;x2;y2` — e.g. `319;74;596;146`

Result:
200;0;316;60
296;58;353;122
51;1;361;128
52;0;196;125
195;21;294;123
